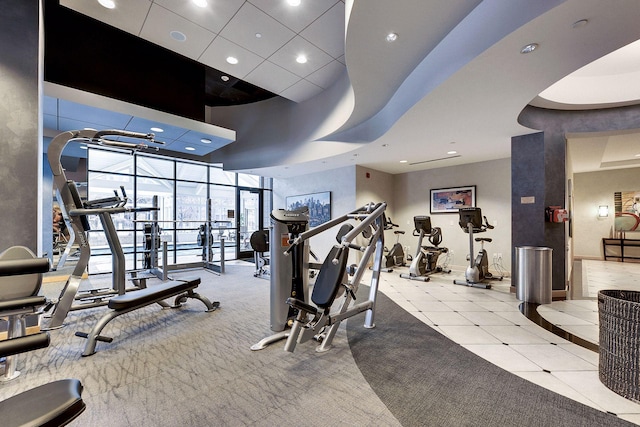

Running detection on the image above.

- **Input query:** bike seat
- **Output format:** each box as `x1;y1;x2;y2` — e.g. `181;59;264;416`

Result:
475;237;492;242
394;231;405;235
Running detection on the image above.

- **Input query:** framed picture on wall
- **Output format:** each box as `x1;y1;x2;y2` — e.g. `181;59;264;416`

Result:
430;185;476;214
286;191;331;227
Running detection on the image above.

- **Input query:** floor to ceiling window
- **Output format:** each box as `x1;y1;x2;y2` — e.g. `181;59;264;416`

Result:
83;147;271;274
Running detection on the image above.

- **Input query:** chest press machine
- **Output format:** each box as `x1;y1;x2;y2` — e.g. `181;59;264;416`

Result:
283;202;387;353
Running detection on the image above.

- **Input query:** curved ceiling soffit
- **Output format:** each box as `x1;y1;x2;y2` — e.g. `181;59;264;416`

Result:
518;104;640;135
209;0;484;171
326;0;565;144
331;0;483;135
208;0;564;172
208;67;356;171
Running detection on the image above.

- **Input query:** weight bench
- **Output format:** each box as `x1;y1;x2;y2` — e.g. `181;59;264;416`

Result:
76;277;219;356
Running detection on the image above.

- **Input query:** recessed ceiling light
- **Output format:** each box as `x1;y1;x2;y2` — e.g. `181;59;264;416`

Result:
170;30;187;42
399;160;408;163
221;75;230;82
520;43;538;54
255;33;262;38
386;33;398;42
296;54;307;64
192;0;207;7
185;147;196;151
150;127;164;133
287;0;301;6
226;56;239;65
447;150;457;155
201;138;212;144
98;0;115;9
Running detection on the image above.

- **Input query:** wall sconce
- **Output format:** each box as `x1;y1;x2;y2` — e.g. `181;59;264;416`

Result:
598;205;609;218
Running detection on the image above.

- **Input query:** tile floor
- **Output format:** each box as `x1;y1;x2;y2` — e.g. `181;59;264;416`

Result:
375;260;640;425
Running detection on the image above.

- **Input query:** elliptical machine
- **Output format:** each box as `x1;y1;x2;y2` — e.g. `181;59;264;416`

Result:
453;207;503;289
400;215;450;282
383;218;406;271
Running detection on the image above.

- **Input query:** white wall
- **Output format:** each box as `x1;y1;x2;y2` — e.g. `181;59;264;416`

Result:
273;165;357;261
393;158;512;275
273;158;512;275
354;165;394;210
573;168;640;258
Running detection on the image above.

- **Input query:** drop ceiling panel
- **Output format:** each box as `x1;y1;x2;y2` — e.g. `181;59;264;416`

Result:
164;139;216;156
44;95;234;157
300;2;345;58
245;60;301;94
179;131;230;148
249;0;338;33
269;35;333;78
199;36;264;78
60;0;151;36
140;4;216;61
220;2;295;58
306;60;346;88
58;99;132;129
127;117;189;140
280;79;323;103
43;114;58;131
57;117;113;133
153;0;244;34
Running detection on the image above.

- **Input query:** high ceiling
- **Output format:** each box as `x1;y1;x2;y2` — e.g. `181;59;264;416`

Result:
44;0;640;177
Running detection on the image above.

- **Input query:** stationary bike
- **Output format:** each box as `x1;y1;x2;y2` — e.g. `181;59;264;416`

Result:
453;207;503;289
400;215;450;282
383;218;406;271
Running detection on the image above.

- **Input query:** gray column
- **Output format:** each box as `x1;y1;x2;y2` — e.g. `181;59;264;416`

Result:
512;132;565;292
514;104;640;296
0;0;41;253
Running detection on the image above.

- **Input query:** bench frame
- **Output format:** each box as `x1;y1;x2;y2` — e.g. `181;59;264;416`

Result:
78;277;219;356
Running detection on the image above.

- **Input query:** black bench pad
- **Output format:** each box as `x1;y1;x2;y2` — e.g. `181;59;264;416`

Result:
0;295;47;311
0;379;85;427
0;333;50;358
107;277;201;311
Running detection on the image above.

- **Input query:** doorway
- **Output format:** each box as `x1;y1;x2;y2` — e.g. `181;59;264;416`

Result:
237;188;263;259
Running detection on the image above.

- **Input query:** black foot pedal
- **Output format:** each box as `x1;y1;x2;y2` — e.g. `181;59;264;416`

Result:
75;332;113;343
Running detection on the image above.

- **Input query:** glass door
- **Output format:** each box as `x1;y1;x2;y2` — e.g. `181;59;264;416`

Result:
238;188;262;259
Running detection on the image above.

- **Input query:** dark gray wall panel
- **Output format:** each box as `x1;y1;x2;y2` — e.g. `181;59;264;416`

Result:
0;0;40;252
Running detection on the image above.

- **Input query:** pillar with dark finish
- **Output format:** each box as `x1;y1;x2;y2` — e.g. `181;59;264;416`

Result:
0;0;41;252
511;131;566;293
514;104;640;296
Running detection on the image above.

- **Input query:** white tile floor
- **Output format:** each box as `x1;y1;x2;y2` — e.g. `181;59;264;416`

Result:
375;260;640;425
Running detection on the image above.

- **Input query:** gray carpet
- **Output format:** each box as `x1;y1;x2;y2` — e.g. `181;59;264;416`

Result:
347;288;633;426
1;264;400;426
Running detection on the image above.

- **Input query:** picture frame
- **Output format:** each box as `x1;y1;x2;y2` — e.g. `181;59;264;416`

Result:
430;185;476;214
286;191;331;227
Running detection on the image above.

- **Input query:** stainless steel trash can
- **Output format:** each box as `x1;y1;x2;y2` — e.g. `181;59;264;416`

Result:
515;246;552;304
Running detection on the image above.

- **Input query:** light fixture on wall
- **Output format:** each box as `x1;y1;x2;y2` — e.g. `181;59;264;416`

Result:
598;205;609;218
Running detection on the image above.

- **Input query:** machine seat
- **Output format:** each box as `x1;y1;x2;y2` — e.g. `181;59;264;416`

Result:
0;379;85;427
